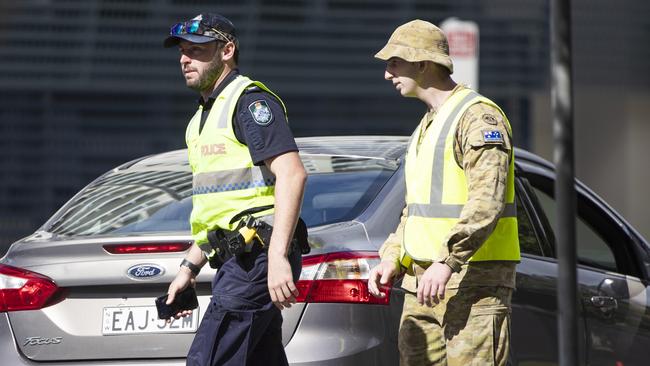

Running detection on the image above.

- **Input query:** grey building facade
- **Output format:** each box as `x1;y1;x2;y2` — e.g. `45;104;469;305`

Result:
0;0;648;248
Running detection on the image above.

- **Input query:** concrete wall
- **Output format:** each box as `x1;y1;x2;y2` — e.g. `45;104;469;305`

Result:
531;89;650;240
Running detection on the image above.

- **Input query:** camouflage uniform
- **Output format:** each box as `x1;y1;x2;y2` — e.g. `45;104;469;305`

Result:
379;85;516;366
375;19;517;365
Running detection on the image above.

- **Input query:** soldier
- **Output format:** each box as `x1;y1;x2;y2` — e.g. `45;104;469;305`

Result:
367;20;521;365
162;12;307;366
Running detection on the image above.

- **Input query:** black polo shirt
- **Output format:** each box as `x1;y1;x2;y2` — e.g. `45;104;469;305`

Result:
198;69;298;165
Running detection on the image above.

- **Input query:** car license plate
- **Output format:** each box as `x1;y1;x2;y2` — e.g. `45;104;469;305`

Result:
102;306;200;335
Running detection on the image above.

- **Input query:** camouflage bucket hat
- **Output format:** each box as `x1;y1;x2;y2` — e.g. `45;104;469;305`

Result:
375;19;453;73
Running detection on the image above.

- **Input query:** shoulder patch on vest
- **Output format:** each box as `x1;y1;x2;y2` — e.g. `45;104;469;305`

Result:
248;99;274;126
481;113;498;125
482;129;505;144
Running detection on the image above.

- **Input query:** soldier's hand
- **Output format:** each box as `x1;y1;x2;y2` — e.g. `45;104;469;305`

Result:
165;268;196;322
368;260;399;298
267;251;299;310
417;262;452;307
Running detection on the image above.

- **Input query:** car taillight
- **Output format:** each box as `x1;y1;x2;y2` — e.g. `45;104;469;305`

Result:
0;264;60;312
103;242;192;254
296;251;390;305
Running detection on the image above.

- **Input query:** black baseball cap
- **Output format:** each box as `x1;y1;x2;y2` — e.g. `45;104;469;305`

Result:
163;13;238;48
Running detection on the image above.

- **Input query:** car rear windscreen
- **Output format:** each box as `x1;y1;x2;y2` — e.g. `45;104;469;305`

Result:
44;155;398;237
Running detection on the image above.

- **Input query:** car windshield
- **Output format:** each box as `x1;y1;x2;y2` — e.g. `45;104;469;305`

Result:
44;154;398;237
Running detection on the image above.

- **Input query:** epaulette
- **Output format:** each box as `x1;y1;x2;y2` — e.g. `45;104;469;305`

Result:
243;86;262;94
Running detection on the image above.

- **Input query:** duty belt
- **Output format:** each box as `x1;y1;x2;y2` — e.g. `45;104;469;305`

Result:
205;215;310;269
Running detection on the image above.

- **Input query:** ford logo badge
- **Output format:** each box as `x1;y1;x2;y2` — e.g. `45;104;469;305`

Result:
126;264;165;280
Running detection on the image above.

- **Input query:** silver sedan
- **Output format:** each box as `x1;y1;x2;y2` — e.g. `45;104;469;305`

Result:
2;136;649;365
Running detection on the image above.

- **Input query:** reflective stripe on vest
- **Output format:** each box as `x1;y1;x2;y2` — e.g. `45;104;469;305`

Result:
401;89;520;266
192;167;277;195
186;75;287;251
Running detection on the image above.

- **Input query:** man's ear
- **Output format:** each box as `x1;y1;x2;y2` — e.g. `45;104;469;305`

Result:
221;42;236;62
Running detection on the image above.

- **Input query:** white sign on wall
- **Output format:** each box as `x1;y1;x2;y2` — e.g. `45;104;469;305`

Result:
440;18;480;90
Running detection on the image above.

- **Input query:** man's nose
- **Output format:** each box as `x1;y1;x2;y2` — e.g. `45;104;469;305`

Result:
384;69;393;81
180;53;190;64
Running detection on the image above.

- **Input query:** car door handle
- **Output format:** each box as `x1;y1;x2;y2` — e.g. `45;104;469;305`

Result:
590;296;617;313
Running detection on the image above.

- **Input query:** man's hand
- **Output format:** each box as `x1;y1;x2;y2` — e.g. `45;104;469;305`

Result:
368;260;400;298
165;267;196;322
417;262;452;307
267;251;299;310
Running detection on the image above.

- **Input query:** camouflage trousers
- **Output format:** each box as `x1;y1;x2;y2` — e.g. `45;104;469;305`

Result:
398;286;512;366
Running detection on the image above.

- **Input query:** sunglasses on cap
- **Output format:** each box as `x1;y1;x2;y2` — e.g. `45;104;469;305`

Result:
169;20;235;43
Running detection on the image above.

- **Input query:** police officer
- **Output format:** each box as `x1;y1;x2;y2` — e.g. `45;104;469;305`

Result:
367;20;521;365
162;13;306;366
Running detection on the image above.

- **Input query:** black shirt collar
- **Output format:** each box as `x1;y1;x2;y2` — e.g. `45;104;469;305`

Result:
198;68;240;109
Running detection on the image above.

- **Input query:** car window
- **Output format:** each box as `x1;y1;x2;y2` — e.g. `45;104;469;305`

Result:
46;170;194;236
44;155;398;237
532;187;617;271
515;192;545;257
300;156;397;227
520;170;645;277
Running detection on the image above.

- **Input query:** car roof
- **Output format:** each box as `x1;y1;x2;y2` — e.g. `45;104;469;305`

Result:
296;135;409;160
117;135;411;172
116;137;560;175
514;148;554;171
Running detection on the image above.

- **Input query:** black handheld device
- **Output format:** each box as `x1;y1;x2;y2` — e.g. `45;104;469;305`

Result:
155;286;199;320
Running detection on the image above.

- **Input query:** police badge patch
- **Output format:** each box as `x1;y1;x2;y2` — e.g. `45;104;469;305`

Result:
248;100;273;126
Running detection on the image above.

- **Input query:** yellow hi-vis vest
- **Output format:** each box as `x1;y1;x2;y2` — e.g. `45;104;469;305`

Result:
186;75;286;256
401;88;520;267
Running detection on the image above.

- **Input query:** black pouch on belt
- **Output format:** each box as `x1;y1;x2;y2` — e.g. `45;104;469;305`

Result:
206;228;248;269
206;215;262;269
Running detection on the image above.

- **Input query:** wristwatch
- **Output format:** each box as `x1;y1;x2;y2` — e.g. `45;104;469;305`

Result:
180;259;201;276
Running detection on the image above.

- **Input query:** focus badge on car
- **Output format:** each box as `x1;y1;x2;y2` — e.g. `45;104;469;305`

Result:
126;264;165;280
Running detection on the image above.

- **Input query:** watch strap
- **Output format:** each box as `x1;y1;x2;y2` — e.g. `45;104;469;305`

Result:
180;259;201;276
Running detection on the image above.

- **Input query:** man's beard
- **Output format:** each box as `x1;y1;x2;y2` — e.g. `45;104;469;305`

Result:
187;57;225;93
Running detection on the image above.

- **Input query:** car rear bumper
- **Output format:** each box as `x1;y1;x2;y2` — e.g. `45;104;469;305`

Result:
1;301;401;366
0;313;186;365
285;303;400;365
